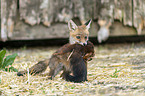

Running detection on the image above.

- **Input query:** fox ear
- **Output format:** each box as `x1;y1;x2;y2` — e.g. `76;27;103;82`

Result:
68;20;78;31
85;19;92;30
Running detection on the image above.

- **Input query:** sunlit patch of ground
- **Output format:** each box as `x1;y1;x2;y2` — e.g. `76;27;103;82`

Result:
0;42;145;96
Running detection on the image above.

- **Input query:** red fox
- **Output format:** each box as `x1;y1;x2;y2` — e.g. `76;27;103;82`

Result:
17;19;94;82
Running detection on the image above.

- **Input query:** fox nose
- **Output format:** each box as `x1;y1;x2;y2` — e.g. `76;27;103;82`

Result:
83;43;87;46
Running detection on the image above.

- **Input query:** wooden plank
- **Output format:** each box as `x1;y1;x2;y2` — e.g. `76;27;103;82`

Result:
74;0;94;24
1;0;7;41
12;21;69;40
133;0;145;35
114;0;123;21
110;20;136;36
123;0;133;26
96;0;114;43
7;0;17;38
10;20;137;40
39;0;53;26
114;0;133;26
53;0;73;23
93;0;101;20
1;0;17;41
98;0;114;21
19;0;74;26
19;0;41;26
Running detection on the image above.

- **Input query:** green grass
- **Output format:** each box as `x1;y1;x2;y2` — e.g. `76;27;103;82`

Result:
110;68;121;78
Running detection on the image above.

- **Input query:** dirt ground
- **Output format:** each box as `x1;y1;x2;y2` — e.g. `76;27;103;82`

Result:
0;42;145;96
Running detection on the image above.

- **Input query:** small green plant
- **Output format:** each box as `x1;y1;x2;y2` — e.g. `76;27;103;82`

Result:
29;90;33;95
21;46;27;50
110;68;121;78
0;50;18;72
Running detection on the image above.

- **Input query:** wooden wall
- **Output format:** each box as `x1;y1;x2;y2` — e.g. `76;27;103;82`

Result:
1;0;145;41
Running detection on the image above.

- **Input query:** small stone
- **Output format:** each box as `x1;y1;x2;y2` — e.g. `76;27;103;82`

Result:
131;85;138;89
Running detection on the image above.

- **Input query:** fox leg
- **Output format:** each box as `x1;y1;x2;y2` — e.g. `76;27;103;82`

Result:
17;60;49;76
48;67;62;79
48;63;63;79
60;68;71;79
48;56;63;79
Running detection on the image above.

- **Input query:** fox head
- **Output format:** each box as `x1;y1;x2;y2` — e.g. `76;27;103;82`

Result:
68;19;92;46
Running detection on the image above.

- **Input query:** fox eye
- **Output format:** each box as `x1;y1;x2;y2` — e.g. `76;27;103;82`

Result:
85;36;87;39
76;36;80;39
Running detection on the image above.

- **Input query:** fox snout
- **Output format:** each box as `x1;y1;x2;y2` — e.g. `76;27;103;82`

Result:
80;42;87;46
83;43;87;46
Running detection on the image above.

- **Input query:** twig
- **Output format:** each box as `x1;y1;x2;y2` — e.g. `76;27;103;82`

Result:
27;68;30;84
67;49;74;61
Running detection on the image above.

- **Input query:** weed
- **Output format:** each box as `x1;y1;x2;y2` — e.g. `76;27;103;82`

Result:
0;50;18;72
21;46;27;50
110;68;121;78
